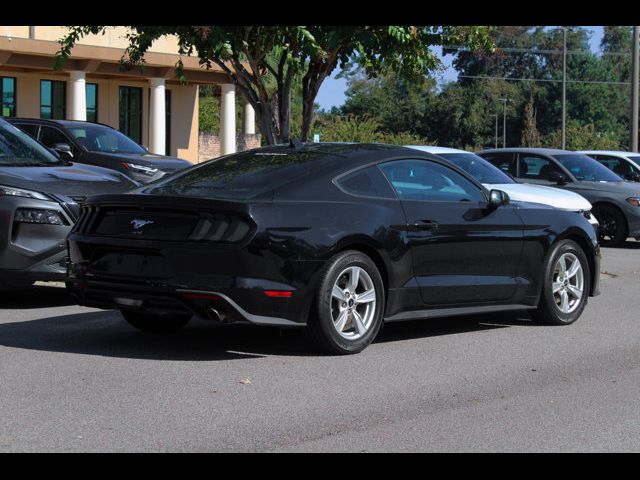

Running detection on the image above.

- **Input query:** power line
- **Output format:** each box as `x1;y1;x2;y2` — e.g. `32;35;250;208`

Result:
445;46;630;57
458;74;630;86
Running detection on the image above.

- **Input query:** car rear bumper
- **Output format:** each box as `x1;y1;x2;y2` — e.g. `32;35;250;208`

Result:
65;278;307;327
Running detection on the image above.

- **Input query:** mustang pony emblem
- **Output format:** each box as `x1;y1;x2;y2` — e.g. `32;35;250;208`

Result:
130;219;154;232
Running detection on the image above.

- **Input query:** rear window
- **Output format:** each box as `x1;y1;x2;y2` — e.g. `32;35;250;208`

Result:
148;149;333;200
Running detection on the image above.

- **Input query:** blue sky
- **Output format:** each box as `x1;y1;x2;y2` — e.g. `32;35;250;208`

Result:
315;26;606;110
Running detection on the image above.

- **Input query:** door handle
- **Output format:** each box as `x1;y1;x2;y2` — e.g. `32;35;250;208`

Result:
412;220;439;231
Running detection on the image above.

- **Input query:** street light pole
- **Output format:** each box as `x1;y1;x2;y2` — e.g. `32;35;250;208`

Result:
493;114;498;149
631;26;639;152
562;26;567;150
499;98;509;148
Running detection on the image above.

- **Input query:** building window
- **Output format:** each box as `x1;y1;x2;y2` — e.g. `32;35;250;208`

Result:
86;83;98;123
40;80;66;119
1;77;16;117
165;89;171;154
119;86;143;144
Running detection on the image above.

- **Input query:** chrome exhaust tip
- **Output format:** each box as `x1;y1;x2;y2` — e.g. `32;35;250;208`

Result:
207;308;222;322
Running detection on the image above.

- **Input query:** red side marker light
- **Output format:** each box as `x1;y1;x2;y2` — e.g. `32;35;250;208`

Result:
264;290;293;298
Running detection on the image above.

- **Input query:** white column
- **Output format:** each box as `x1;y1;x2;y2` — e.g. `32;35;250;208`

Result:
149;77;166;155
243;101;255;135
68;71;86;121
220;83;236;155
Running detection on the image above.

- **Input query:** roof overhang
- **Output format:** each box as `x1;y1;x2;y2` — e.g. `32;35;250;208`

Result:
0;35;236;85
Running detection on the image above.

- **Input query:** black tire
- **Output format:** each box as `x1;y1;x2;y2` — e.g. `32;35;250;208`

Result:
531;239;590;326
306;250;385;355
121;310;192;332
592;204;627;246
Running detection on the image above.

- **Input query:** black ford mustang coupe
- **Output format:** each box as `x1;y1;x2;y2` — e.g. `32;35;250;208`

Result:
66;143;600;354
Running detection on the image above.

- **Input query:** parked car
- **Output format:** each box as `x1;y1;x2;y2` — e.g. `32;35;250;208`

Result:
6;118;192;184
66;143;600;354
478;147;640;246
405;146;599;229
577;150;640;182
0;117;139;289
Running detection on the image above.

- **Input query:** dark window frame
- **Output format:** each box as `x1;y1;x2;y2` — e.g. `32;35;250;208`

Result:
86;82;98;123
119;85;143;144
1;76;17;117
40;79;67;119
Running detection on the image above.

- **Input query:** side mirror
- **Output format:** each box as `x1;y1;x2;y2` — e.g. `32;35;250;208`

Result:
626;171;640;182
52;143;73;159
488;189;510;209
548;170;568;185
47;147;61;159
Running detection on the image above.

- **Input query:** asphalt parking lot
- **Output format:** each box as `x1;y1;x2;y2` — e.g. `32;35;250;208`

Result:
1;243;639;452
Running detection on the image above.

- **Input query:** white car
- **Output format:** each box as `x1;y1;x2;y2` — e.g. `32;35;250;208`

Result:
405;146;599;228
577;150;640;182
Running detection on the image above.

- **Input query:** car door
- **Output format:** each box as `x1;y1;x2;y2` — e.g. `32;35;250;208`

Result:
378;158;524;307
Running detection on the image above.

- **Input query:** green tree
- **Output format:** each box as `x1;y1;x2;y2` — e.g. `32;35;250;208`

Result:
55;26;494;144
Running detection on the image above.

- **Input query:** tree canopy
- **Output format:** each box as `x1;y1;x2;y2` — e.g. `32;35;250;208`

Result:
55;26;495;144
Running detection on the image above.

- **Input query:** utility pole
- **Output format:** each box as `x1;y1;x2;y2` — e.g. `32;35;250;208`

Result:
562;26;567;150
632;26;639;152
499;98;509;148
493;114;498;148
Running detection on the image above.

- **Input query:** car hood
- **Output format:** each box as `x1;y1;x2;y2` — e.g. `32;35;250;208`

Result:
0;162;139;197
484;183;592;211
572;180;640;196
89;152;191;171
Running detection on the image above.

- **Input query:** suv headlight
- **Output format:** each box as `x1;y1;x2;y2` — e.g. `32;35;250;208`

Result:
0;185;50;201
122;163;159;176
14;208;68;225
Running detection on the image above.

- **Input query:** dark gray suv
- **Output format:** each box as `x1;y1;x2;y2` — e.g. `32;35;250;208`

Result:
6;118;192;184
0;117;138;289
478;147;640;246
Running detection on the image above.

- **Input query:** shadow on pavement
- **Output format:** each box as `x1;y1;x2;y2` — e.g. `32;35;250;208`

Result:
0;285;75;309
0;307;540;360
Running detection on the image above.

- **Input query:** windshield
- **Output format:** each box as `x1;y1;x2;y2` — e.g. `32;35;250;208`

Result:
553;154;622;182
148;149;331;200
0;120;62;166
438;152;515;184
67;125;146;154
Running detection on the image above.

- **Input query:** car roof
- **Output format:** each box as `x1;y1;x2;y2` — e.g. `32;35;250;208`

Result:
404;145;471;154
577;150;639;156
477;147;572;155
4;117;115;130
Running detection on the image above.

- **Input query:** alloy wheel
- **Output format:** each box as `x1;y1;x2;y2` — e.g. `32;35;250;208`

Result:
552;252;584;314
330;266;377;340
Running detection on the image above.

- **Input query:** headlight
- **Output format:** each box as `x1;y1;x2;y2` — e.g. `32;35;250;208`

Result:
122;163;159;176
14;208;67;225
0;185;50;201
583;210;599;225
626;197;640;207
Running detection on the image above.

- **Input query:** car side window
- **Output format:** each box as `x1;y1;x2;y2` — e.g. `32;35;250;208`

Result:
480;152;516;177
379;159;484;202
39;126;77;156
13;123;40;139
594;155;632;177
518;154;563;181
337;166;396;199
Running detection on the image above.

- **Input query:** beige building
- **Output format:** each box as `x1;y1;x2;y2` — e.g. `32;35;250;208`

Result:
0;26;256;163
